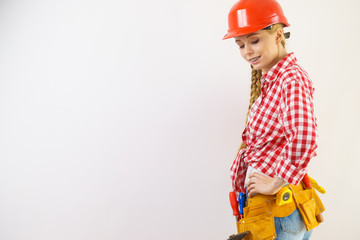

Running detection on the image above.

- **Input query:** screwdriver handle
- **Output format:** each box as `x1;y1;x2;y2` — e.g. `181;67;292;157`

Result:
238;192;245;215
229;192;239;216
303;173;311;188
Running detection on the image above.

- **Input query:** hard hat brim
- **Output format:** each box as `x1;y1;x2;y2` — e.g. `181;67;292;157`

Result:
223;22;290;40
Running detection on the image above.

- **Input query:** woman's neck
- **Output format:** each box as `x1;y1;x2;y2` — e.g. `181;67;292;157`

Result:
262;49;288;74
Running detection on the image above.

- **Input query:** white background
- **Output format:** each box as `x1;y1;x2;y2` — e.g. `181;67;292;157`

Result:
0;0;359;239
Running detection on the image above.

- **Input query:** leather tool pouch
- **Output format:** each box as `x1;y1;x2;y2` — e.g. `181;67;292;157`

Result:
290;186;325;231
236;199;276;240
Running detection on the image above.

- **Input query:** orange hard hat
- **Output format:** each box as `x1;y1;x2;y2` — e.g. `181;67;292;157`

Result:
223;0;290;40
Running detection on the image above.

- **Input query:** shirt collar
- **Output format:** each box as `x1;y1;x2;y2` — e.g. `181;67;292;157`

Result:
261;52;297;84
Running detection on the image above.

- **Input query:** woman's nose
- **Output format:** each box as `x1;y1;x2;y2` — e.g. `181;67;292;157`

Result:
244;44;254;55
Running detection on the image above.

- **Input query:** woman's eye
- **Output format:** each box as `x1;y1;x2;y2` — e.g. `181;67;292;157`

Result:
251;39;259;44
239;45;245;49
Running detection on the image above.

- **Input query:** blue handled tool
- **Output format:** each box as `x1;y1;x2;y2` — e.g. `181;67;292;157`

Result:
238;192;245;218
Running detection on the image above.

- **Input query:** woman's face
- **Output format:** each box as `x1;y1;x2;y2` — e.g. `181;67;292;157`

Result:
235;29;284;73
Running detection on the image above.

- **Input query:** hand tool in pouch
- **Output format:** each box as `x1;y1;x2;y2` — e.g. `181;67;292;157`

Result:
238;192;245;219
227;231;250;240
229;192;239;221
276;187;293;206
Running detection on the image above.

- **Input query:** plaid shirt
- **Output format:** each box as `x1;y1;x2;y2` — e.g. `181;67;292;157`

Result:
230;53;318;194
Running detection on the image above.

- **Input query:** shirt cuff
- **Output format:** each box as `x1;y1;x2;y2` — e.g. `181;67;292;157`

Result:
275;156;306;186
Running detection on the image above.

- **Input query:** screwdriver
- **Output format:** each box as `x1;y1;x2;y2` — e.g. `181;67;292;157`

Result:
303;173;311;188
238;192;245;219
229;191;240;221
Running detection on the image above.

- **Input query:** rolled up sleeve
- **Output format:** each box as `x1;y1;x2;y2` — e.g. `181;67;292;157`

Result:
275;77;318;185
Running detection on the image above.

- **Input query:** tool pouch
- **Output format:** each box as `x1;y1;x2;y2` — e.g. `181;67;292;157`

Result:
290;186;325;231
236;199;276;240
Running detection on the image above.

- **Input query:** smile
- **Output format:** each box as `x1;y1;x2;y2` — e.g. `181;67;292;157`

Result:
249;56;261;63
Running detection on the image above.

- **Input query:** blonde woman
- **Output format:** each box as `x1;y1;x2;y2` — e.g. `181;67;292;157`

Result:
224;0;324;239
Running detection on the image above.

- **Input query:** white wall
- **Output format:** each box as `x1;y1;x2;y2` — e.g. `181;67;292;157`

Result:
0;0;359;239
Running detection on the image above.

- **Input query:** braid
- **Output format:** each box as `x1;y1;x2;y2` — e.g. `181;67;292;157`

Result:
249;65;262;112
236;65;262;154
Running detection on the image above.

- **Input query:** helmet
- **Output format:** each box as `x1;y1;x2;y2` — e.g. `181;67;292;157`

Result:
223;0;290;40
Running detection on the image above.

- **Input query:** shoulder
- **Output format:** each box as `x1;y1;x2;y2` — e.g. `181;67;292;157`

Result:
278;63;314;95
280;63;310;85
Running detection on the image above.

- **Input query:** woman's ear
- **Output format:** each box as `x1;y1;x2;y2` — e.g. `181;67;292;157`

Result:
275;28;284;44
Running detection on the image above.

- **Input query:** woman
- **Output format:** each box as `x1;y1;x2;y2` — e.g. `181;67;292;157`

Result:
224;0;323;239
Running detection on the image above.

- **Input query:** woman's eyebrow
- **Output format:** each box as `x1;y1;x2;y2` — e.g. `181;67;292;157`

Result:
235;33;259;42
246;33;258;38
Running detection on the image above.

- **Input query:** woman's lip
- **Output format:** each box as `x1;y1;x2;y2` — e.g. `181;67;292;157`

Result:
249;56;261;64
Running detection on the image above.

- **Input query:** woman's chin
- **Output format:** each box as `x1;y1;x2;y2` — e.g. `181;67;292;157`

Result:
251;65;262;71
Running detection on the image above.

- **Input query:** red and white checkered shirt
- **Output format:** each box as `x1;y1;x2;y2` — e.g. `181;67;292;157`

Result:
230;52;318;194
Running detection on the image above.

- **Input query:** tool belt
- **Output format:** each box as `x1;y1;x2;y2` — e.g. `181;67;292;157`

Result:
236;182;325;240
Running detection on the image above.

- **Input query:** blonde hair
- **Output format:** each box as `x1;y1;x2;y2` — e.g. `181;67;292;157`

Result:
236;23;286;154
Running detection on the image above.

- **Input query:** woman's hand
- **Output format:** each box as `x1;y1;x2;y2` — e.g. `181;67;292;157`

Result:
246;172;286;197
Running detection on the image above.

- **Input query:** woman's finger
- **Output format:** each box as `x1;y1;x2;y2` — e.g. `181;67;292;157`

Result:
249;172;261;179
247;178;257;188
250;172;269;181
247;178;255;188
247;183;254;192
247;181;257;197
248;187;256;198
